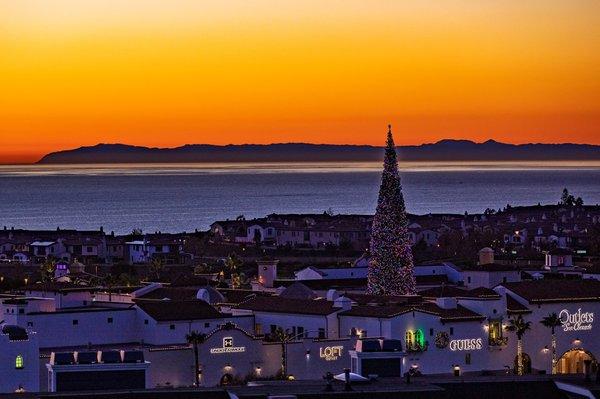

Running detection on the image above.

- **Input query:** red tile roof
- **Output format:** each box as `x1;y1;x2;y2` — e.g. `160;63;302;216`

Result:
135;299;222;321
236;296;337;316
506;294;531;314
340;301;485;322
502;280;600;303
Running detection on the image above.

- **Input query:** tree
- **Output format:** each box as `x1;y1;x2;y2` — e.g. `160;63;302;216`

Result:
186;331;206;387
506;315;532;375
39;259;56;285
148;257;164;281
271;327;293;378
540;313;562;374
224;253;243;276
561;188;576;207
103;273;120;302
367;125;416;296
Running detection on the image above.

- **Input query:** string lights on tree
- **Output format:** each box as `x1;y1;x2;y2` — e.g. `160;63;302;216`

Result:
367;125;416;296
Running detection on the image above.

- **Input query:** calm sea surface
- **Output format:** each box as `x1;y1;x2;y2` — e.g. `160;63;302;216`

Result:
1;162;599;234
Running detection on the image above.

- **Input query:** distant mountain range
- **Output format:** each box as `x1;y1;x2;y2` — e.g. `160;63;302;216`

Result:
37;140;600;164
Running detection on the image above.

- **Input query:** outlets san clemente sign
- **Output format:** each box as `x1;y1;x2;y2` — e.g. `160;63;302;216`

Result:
449;338;483;351
210;337;246;354
559;308;594;332
320;346;343;361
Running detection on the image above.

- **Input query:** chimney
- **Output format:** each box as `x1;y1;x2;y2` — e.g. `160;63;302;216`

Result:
257;259;279;288
436;297;457;309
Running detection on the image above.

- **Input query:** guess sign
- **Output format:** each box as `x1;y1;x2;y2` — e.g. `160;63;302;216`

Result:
449;338;483;351
559;308;594;332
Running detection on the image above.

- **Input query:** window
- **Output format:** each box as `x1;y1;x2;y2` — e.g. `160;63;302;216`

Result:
107;317;113;324
502;277;507;283
255;323;263;335
449;327;454;335
465;353;471;365
204;322;210;328
18;308;24;314
15;355;24;369
87;246;93;252
297;326;305;338
27;322;33;327
169;324;175;330
467;276;471;284
72;319;79;325
429;328;434;336
270;324;277;334
144;319;149;325
318;328;325;339
405;329;425;351
488;320;505;346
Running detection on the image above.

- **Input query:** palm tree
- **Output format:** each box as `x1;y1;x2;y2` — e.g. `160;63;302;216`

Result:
272;327;292;378
186;331;206;387
541;313;562;374
103;273;119;302
506;315;532;375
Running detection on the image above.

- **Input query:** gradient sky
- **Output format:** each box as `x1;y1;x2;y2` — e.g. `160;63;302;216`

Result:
1;1;599;163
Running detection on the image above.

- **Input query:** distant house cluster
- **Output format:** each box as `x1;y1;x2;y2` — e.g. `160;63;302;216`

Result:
0;228;189;265
211;205;600;253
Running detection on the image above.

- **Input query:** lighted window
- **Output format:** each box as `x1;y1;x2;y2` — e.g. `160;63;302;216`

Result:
15;355;24;369
405;329;425;350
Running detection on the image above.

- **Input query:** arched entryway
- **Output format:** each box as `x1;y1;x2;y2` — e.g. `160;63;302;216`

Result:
557;349;597;374
514;353;532;374
219;373;234;386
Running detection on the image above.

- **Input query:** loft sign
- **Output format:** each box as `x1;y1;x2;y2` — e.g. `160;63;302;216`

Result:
559;308;594;332
320;346;343;361
449;338;483;351
210;337;246;354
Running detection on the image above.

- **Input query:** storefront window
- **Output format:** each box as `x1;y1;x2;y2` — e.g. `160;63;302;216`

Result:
405;329;427;352
488;320;508;346
15;355;24;369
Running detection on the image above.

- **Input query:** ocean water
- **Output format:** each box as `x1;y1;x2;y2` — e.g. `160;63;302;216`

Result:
1;162;599;234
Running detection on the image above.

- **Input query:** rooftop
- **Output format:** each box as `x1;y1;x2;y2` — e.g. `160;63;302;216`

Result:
502;279;600;303
236;296;337;316
135;299;223;321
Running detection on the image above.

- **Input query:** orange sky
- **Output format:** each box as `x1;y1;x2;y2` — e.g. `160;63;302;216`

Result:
1;0;599;163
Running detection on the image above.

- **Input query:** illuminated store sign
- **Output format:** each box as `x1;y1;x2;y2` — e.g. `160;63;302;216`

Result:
449;338;483;351
319;346;343;361
210;337;246;354
559;308;594;332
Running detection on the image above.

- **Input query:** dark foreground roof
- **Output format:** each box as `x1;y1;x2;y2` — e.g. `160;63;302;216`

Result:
28;377;571;399
236;296;337;316
135;299;222;321
502;279;600;303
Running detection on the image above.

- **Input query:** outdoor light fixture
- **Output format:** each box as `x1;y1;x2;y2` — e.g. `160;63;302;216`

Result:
224;364;232;371
542;346;549;353
305;349;310;359
288;375;295;381
573;338;582;346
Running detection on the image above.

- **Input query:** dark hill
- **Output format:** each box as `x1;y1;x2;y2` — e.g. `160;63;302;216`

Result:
37;140;600;164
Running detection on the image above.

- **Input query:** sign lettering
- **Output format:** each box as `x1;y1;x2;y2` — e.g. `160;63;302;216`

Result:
449;338;483;351
319;346;343;361
210;337;246;354
559;308;594;332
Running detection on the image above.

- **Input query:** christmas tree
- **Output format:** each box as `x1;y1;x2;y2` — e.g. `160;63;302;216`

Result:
367;125;416;295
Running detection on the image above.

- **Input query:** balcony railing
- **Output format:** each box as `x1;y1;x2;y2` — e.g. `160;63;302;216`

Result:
405;341;428;353
488;336;508;346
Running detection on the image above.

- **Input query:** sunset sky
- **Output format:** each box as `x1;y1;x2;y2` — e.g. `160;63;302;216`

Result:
1;1;599;163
